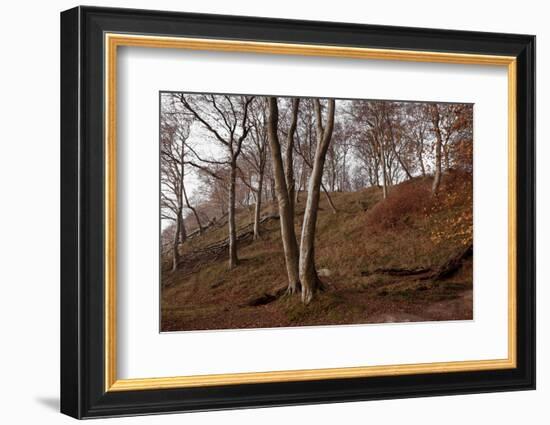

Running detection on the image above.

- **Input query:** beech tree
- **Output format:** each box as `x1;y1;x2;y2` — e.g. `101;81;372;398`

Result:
325;120;353;192
294;99;338;213
383;103;415;181
299;99;336;303
239;98;269;240
349;101;391;198
160;104;191;271
176;94;254;269
429;104;444;194
402;103;430;177
267;97;301;293
161;93;473;305
284;98;300;218
182;184;203;235
450;104;473;172
351;120;381;188
428;103;472;194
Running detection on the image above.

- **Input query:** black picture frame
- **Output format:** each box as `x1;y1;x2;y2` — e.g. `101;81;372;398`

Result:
61;5;536;419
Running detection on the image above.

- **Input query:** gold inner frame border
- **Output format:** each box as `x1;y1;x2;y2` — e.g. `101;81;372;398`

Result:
104;33;517;392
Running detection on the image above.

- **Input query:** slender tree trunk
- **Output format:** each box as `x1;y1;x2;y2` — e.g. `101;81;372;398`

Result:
321;182;337;214
253;171;264;240
296;165;306;205
373;131;388;199
295;167;303;205
380;147;388;199
443;144;450;170
432;137;442;193
431;106;443;195
387;159;395;186
374;157;380;186
285;98;299;219
271;177;278;214
341;152;347;191
367;165;375;186
177;205;187;244
394;147;413;180
228;160;239;269
300;99;335;304
418;146;426;177
385;111;413;181
182;184;203;234
172;210;182;272
329;164;336;192
267;97;301;293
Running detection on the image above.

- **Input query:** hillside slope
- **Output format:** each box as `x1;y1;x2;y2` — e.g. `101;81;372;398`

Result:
161;171;473;331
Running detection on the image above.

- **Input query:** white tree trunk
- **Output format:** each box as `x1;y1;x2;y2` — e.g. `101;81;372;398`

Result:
322;182;338;214
253;171;263;240
299;99;335;303
172;208;183;272
183;184;203;234
177;205;186;244
267;97;301;293
228;160;238;269
380;142;388;199
431;106;443;195
285;98;299;220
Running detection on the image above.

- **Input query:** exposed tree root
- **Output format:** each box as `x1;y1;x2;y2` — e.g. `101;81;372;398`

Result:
430;244;472;280
244;293;278;307
243;275;330;307
285;281;302;296
243;285;287;307
361;243;472;281
361;267;431;277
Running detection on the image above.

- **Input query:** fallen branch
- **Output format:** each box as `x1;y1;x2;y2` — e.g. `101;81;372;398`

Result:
186;212;229;240
163;213;281;282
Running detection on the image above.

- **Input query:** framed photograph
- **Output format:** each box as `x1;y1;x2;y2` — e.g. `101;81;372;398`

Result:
60;6;535;419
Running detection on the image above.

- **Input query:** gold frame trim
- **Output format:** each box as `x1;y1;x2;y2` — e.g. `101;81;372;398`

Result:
104;33;518;392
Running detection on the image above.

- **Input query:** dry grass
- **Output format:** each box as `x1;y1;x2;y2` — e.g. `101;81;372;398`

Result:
161;170;473;331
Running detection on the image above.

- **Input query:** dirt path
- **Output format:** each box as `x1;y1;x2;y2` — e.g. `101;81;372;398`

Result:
367;290;473;324
423;289;473;320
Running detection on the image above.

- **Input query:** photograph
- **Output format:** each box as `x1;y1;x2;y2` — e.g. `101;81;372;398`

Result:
57;4;536;420
160;93;474;332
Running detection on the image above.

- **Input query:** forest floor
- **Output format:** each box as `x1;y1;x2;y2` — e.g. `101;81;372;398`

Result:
161;170;473;332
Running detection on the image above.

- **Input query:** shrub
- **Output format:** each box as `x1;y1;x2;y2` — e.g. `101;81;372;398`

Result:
366;178;433;230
